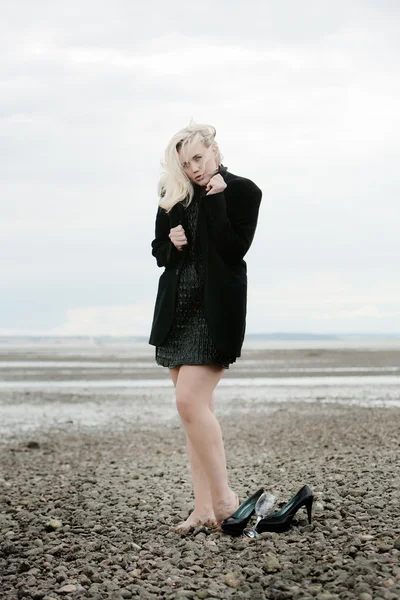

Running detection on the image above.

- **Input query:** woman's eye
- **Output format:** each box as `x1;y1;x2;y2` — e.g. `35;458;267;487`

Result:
195;156;202;161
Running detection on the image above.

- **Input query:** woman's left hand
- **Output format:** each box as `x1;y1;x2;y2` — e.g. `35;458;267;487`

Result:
205;173;227;195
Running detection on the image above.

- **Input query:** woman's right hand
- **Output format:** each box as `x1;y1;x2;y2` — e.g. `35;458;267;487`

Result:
169;225;187;251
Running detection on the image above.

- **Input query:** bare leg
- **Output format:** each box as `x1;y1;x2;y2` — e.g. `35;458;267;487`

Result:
169;367;218;531
174;364;239;527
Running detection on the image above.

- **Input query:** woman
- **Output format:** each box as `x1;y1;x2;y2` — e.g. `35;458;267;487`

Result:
148;122;262;533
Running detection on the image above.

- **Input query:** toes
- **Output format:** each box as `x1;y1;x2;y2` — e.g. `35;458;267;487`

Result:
170;523;193;534
170;515;217;535
204;518;217;528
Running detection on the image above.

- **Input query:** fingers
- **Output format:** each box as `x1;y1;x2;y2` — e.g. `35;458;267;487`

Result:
169;225;187;249
170;235;187;246
205;173;222;192
205;183;216;195
205;173;227;195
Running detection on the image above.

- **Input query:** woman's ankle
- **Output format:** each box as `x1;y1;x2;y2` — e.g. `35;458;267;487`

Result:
213;489;239;521
193;505;215;516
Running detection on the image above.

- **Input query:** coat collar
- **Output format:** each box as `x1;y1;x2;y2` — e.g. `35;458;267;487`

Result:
168;164;229;226
218;164;228;179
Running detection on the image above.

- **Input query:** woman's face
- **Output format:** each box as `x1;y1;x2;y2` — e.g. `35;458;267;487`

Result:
178;141;219;185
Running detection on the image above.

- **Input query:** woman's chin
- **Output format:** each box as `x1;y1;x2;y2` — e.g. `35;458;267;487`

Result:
193;176;210;186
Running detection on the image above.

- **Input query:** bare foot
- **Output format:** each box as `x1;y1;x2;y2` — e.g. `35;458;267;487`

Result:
171;510;217;534
214;490;240;529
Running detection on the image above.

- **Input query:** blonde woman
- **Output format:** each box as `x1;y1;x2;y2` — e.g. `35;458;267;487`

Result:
149;122;263;533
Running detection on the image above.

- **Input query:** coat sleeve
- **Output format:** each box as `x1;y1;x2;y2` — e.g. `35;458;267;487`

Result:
151;206;182;268
203;179;262;265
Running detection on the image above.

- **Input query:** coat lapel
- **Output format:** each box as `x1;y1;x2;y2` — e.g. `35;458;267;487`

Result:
168;200;185;228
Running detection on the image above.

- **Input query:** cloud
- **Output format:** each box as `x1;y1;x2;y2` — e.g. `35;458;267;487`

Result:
1;1;399;333
47;305;153;336
246;272;400;332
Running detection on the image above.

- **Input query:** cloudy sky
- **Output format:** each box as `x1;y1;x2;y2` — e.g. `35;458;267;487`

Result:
1;0;399;337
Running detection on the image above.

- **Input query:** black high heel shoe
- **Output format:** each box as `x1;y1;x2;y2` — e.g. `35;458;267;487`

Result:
221;488;265;536
255;485;313;534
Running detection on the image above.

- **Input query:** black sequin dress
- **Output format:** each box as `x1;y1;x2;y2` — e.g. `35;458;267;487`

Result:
155;186;237;370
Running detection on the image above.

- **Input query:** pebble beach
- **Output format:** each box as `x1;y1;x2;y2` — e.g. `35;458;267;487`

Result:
1;339;400;600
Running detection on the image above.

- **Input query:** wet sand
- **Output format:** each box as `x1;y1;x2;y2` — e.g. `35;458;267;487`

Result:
1;344;400;599
0;346;399;381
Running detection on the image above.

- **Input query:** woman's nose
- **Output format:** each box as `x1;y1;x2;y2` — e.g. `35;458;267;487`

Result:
192;162;200;173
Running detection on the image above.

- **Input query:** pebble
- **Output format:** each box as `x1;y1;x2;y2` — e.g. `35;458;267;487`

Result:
262;555;280;573
224;572;240;588
57;584;77;594
45;519;62;531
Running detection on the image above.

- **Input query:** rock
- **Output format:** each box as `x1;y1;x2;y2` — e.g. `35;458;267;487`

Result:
120;591;132;599
19;561;31;573
131;542;141;550
57;585;77;594
45;519;62;531
345;488;366;497
355;583;372;594
394;537;400;550
358;594;373;600
81;565;94;577
224;572;240;588
2;540;17;555
130;569;142;578
197;591;209;599
49;545;64;556
259;531;279;542
360;534;375;542
109;594;124;600
193;526;209;536
262;555;280;573
205;540;219;552
27;441;40;449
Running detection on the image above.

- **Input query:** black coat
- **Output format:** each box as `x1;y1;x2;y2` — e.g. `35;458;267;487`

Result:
148;165;262;357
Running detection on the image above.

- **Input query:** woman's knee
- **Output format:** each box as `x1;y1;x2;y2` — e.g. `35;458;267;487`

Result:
175;365;223;422
175;385;198;423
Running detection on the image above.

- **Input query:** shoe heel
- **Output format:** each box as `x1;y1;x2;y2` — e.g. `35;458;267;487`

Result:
305;496;313;524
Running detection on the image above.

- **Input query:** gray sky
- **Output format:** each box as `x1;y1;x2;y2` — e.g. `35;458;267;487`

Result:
1;0;399;336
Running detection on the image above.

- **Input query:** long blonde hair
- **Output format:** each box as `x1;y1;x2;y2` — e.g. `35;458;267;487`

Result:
158;122;222;212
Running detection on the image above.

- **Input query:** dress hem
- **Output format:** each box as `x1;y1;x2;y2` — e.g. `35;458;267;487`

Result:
156;358;236;370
